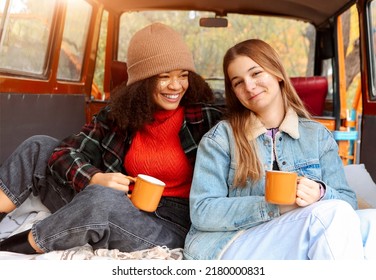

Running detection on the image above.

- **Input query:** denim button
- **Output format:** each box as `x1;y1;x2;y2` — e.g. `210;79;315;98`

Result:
282;161;287;165
268;211;274;217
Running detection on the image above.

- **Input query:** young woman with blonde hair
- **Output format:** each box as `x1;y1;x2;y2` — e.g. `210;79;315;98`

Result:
183;39;376;260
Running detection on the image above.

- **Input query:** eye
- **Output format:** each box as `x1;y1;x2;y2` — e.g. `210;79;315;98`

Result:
252;66;265;76
158;74;170;82
179;72;189;80
158;74;169;79
232;80;243;88
251;70;264;78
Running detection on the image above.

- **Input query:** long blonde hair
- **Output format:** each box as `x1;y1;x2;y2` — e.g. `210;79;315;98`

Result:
223;39;311;186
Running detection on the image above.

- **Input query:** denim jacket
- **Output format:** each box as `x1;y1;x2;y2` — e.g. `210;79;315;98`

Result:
183;108;358;260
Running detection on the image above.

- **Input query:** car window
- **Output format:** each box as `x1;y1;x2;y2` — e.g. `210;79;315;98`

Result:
118;11;315;91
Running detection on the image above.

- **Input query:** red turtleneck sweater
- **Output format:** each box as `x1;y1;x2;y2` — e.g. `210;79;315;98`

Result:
124;107;193;198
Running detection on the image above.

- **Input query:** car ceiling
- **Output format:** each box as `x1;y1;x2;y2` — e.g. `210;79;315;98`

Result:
99;0;355;27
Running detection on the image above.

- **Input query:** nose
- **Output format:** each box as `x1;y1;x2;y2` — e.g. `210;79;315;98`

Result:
245;77;257;91
167;78;183;89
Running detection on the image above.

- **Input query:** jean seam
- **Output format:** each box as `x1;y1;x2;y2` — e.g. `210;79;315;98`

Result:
34;222;158;251
0;179;21;206
109;221;157;248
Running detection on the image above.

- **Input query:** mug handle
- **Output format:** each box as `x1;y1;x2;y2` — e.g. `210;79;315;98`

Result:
125;176;137;183
125;176;137;198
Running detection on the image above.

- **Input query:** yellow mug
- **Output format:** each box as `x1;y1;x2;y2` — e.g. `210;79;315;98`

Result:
265;170;297;205
127;174;166;212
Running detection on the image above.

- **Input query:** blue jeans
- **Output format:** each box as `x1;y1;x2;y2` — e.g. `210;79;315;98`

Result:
221;200;376;259
32;185;190;252
0;135;70;212
1;136;190;252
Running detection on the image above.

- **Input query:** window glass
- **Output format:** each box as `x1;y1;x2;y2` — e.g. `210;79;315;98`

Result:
0;0;56;76
318;5;361;118
118;11;314;91
57;0;91;81
340;6;360;110
321;58;333;105
370;0;376;98
92;9;108;100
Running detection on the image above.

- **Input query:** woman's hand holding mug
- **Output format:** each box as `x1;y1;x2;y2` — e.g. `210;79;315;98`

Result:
89;172;133;193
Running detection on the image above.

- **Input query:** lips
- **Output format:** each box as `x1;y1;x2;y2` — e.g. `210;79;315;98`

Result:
163;94;179;99
249;92;262;100
161;93;180;102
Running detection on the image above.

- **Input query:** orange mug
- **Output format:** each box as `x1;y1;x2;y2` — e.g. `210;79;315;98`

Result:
127;174;166;212
265;170;297;205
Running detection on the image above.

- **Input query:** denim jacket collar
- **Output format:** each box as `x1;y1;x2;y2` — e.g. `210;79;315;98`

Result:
249;107;300;140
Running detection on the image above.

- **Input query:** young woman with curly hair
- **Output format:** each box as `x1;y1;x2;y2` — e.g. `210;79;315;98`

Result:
0;22;223;254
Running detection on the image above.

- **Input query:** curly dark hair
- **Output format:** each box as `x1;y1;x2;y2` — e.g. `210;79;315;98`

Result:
109;71;215;133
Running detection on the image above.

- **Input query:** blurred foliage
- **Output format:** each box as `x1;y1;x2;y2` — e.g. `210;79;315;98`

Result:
342;6;361;111
117;11;315;81
93;10;108;94
0;0;55;74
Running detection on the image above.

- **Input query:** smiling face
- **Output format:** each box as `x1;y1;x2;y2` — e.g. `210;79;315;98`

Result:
227;55;283;116
153;70;189;110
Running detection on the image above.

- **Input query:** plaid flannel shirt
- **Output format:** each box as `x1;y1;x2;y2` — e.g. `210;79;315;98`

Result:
47;104;223;192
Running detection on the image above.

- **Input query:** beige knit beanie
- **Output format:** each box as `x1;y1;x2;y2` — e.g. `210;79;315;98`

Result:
126;22;196;85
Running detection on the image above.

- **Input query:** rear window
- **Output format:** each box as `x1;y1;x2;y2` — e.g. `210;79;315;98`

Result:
369;0;376;99
118;11;315;91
